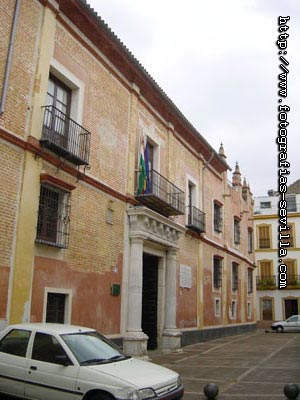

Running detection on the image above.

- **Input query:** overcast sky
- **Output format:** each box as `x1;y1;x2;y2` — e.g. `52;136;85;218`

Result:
87;0;300;197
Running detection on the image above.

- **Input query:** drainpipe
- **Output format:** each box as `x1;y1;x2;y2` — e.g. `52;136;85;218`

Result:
0;0;21;116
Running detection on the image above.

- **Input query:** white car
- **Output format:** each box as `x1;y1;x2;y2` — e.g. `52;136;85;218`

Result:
0;323;184;400
271;315;300;333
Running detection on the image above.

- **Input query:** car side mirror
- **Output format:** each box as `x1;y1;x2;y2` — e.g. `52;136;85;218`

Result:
55;354;73;366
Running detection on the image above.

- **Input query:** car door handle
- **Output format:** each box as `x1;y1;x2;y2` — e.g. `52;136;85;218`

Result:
30;366;37;371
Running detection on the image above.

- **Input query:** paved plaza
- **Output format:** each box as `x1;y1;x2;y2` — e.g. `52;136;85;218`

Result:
150;331;300;400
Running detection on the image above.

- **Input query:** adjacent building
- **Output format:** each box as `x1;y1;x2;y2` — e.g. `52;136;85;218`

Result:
0;0;255;356
254;181;300;326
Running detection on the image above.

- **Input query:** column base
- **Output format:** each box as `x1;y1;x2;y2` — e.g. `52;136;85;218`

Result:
123;331;149;358
162;329;182;353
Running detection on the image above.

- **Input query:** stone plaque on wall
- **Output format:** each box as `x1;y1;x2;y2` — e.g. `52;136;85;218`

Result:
180;265;192;288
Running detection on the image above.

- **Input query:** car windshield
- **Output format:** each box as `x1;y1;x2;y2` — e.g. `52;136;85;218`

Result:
61;331;128;365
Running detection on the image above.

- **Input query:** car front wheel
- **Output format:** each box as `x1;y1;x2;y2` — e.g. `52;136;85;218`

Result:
276;326;284;333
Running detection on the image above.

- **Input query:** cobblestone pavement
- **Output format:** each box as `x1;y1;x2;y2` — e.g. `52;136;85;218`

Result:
150;331;300;400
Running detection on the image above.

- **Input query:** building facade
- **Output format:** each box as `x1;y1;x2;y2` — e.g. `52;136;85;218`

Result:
254;182;300;326
0;0;255;356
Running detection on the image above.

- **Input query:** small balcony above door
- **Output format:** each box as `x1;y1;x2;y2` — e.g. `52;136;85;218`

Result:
135;169;184;217
41;105;91;166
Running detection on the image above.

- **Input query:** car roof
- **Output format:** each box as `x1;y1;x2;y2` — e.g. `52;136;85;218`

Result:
5;323;96;335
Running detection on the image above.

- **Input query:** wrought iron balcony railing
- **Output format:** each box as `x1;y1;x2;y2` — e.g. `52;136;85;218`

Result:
286;275;300;287
256;275;300;289
186;206;206;233
256;275;276;289
135;169;185;217
41;105;91;166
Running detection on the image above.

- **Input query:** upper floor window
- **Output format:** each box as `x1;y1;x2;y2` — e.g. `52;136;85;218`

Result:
234;217;241;244
213;256;222;289
232;263;239;291
280;223;294;247
47;75;72;117
260;201;271;209
286;195;296;212
41;72;91;166
214;201;223;233
248;269;253;294
258;225;271;249
36;184;71;249
248;228;253;253
259;260;273;277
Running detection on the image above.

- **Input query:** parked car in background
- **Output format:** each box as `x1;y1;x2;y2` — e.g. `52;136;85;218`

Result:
271;315;300;333
0;323;184;400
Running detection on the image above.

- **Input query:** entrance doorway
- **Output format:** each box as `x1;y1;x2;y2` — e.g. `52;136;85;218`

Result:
142;253;159;350
285;299;298;318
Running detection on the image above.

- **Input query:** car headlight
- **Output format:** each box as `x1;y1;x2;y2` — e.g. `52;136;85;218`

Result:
177;376;182;388
128;388;156;400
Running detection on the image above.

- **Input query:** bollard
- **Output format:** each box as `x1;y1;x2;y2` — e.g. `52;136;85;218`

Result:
283;383;300;399
203;383;219;399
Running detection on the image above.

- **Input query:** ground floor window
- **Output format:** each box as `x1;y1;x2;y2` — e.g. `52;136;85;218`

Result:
46;292;67;323
261;298;273;320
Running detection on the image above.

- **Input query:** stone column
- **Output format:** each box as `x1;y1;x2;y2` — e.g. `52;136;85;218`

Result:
162;248;182;353
123;237;148;357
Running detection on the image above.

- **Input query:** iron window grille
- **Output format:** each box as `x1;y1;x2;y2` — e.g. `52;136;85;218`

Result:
248;269;253;294
46;293;66;323
36;184;71;248
214;202;223;233
248;228;253;253
232;263;239;291
213;257;222;288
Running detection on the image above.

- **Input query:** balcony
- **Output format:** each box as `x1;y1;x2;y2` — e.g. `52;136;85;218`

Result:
256;275;276;290
186;206;206;233
286;275;300;288
41;105;91;166
135;169;184;217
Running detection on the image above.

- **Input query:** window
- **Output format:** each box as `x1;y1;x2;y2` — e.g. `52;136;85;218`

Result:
36;184;71;248
214;201;223;233
248;228;253;253
213;257;222;288
247;302;252;318
286;259;297;284
258;225;271;249
46;293;67;323
234;217;241;244
260;201;271;209
231;301;236;319
261;298;273;320
280;224;294;247
0;329;31;357
248;269;253;294
259;260;273;277
286;195;296;212
215;298;221;317
41;71;91;166
187;181;195;226
32;333;70;364
232;263;239;291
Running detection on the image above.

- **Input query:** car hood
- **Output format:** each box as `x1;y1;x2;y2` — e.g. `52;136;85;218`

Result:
85;357;178;389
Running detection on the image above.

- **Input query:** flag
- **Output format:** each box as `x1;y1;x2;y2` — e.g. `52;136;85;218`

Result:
137;135;147;195
144;141;151;193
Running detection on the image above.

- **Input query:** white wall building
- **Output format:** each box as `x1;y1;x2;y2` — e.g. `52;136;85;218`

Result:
254;181;300;325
